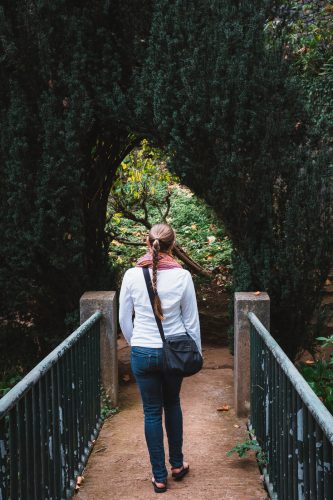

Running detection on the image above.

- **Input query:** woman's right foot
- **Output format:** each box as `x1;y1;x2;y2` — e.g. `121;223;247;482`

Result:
152;477;167;493
154;480;166;488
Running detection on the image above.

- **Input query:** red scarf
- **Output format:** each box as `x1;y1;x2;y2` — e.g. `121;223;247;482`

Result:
136;251;182;270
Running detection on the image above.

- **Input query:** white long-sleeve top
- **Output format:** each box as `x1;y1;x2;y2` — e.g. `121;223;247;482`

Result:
119;267;202;354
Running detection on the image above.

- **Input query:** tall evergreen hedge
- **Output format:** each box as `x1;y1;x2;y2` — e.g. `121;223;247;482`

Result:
0;0;331;361
0;1;149;335
137;0;333;359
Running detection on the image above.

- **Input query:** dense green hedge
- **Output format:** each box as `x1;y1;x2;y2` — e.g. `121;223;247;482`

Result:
136;0;333;359
0;1;149;337
0;0;332;362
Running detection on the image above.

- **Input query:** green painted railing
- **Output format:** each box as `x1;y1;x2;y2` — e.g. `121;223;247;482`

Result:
0;311;102;500
248;312;333;500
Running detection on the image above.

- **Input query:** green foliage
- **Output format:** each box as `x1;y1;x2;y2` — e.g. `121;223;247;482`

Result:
0;322;45;395
100;388;120;420
107;141;232;274
305;304;333;350
111;140;175;203
227;428;267;467
316;333;333;349
279;1;333;76
168;190;233;271
0;372;22;399
269;2;333;149
297;334;333;414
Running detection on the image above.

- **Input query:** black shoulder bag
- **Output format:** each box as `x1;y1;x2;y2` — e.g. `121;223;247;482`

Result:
142;267;203;377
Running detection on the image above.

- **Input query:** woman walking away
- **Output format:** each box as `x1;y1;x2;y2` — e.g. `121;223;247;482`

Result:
119;223;202;493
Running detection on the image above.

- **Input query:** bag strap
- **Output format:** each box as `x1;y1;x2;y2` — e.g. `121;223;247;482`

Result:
142;267;166;343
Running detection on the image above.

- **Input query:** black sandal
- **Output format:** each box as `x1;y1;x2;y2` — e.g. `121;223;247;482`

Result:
171;464;190;481
152;478;167;493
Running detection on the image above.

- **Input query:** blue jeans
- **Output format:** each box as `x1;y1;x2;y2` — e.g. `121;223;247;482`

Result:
130;346;184;483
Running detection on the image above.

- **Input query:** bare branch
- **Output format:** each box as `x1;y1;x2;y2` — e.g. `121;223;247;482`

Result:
113;237;146;247
173;243;212;278
141;192;150;225
150;198;164;219
162;191;172;222
120;208;151;229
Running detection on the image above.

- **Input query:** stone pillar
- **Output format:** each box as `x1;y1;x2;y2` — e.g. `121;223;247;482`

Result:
234;292;270;417
80;291;118;406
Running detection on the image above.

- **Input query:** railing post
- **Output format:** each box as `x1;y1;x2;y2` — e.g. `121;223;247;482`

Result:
234;292;270;417
80;292;118;406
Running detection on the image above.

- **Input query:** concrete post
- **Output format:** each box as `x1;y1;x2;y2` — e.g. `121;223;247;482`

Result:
80;291;118;406
234;292;270;417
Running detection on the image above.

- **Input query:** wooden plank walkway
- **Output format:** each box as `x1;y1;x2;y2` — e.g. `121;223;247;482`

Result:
77;344;268;499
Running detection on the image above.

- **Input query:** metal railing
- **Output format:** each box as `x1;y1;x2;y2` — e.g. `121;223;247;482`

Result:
248;312;333;500
0;311;102;500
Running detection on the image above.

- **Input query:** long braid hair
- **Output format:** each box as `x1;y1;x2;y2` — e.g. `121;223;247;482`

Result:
148;223;175;320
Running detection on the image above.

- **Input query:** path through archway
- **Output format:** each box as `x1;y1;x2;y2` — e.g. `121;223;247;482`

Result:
77;342;267;500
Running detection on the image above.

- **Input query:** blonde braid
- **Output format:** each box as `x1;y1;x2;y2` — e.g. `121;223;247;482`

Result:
152;239;164;320
147;223;175;320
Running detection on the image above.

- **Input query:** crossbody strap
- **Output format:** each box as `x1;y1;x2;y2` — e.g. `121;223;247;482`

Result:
142;267;166;343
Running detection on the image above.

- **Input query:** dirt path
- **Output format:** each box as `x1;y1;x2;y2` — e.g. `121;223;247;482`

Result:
77;344;268;500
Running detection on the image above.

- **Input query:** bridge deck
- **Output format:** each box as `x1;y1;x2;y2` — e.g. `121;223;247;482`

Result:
77;344;267;499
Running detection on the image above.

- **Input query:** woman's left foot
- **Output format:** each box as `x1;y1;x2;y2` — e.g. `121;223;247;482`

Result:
152;477;167;493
